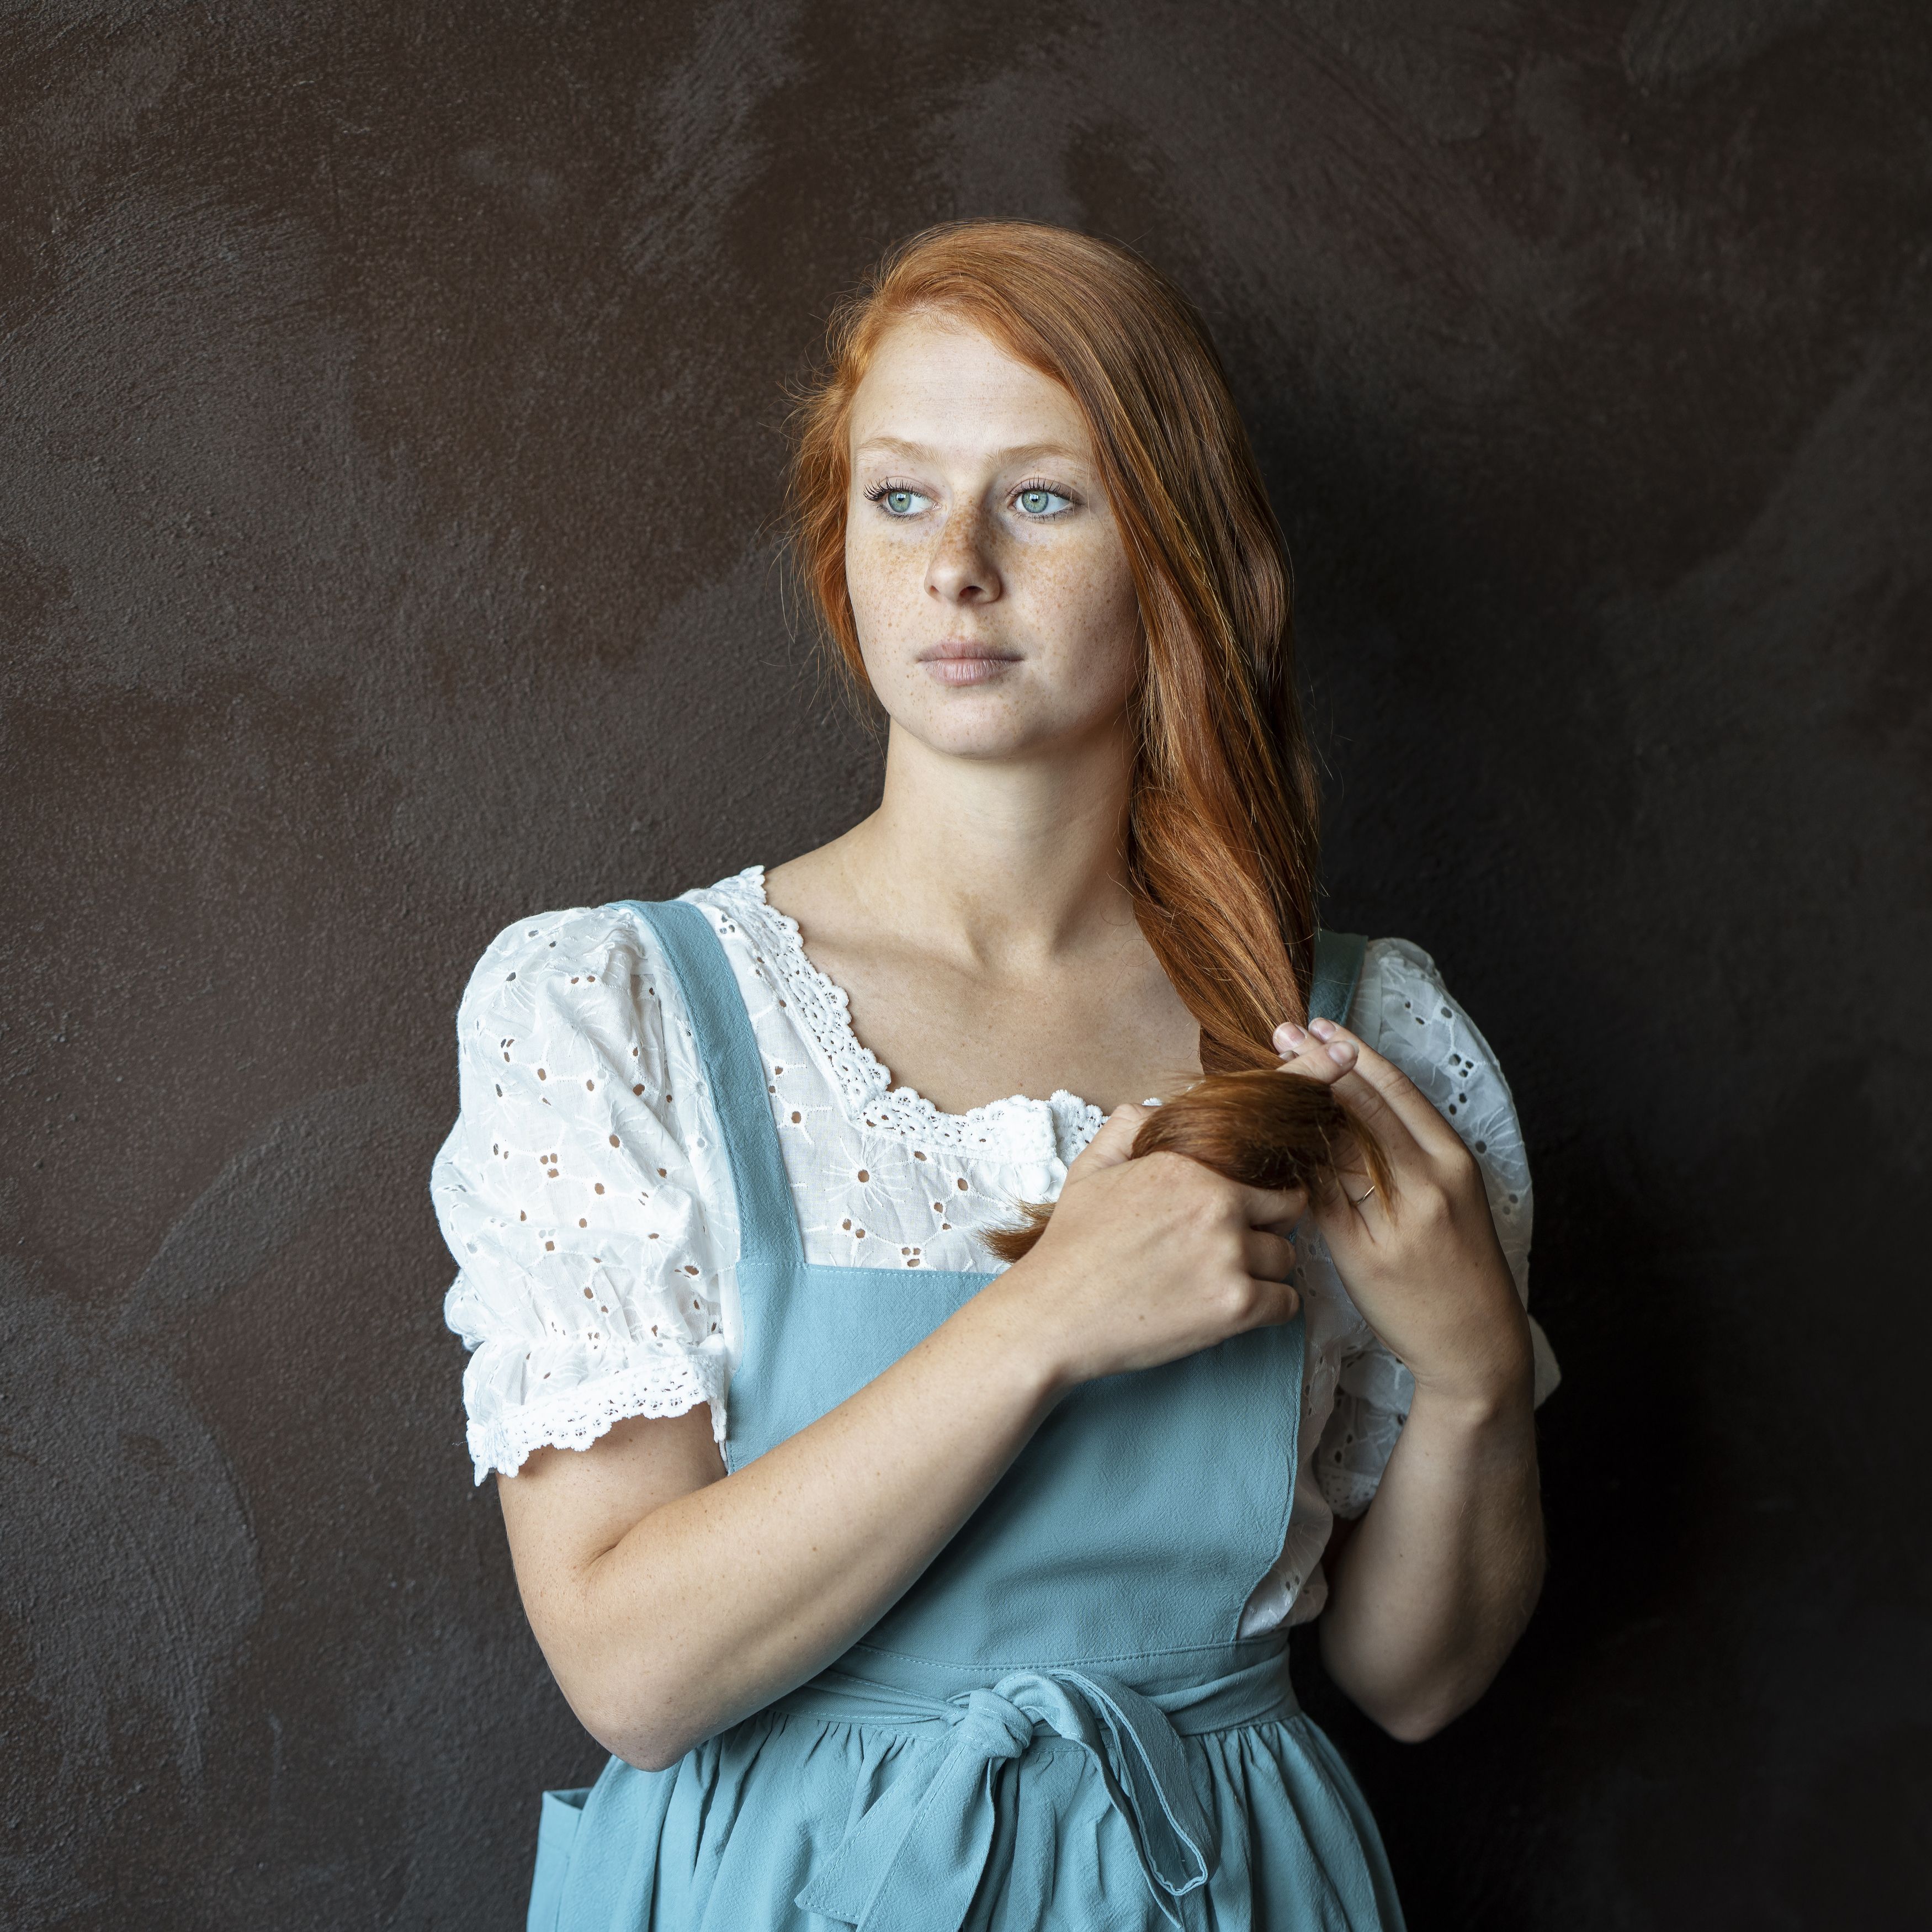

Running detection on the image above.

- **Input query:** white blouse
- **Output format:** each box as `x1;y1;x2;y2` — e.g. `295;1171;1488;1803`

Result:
432;865;1560;1635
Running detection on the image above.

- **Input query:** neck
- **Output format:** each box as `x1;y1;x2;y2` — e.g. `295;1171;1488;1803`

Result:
831;716;1137;969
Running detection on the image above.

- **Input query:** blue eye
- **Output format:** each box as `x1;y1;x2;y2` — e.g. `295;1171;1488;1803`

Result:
868;482;932;517
1015;485;1073;517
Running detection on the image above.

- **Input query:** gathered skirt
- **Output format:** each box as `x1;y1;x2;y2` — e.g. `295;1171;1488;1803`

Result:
532;1696;1404;1932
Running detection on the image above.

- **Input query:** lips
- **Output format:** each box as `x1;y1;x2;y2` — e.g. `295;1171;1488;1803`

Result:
917;641;1020;687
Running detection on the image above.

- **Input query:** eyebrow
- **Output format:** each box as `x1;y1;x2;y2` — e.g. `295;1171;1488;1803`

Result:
852;436;1091;468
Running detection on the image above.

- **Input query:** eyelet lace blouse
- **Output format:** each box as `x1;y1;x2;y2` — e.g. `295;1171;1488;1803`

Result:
431;865;1561;1635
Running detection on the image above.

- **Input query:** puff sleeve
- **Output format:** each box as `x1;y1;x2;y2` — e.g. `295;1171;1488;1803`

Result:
1312;937;1561;1520
431;904;737;1484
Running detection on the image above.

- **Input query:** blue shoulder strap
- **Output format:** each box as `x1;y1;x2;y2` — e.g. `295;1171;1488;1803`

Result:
615;899;803;1271
1307;930;1367;1028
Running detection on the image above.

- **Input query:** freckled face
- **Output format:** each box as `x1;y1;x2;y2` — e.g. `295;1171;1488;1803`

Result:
843;314;1143;760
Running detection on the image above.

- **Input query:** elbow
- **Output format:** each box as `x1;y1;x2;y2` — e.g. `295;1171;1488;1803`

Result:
1347;1611;1540;1744
611;1735;692;1776
1342;1617;1540;1742
1317;1624;1509;1745
532;1599;707;1771
556;1654;707;1770
1368;1696;1465;1746
574;1686;700;1773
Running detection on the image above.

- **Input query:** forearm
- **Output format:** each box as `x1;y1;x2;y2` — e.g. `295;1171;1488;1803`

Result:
1318;1356;1544;1743
539;1280;1063;1768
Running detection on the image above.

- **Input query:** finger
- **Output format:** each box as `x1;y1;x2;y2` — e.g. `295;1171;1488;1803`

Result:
1068;1102;1154;1175
1330;1169;1390;1223
1275;1022;1430;1207
1243;1275;1302;1326
1282;1022;1429;1165
1305;1018;1466;1163
1254;1186;1310;1238
1235;1181;1309;1229
1271;1022;1352;1090
1243;1228;1297;1283
1277;1020;1394;1099
1280;1034;1429;1189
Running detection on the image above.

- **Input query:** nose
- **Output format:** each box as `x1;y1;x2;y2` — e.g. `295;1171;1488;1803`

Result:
925;505;1002;607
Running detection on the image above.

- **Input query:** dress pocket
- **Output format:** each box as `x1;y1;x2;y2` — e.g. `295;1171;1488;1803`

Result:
526;1786;591;1932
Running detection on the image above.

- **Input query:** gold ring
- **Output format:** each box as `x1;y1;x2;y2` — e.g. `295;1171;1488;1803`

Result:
1352;1185;1377;1206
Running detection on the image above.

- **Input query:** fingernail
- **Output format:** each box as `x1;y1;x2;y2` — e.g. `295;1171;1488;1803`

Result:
1276;1022;1307;1048
1308;1018;1337;1041
1326;1040;1356;1066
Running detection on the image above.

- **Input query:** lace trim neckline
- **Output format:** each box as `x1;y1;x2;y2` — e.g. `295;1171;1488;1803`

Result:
697;865;1108;1154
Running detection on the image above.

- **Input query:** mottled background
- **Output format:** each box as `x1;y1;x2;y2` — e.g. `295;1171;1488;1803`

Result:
3;1;1928;1926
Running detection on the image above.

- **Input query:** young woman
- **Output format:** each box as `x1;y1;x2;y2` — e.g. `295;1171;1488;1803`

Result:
432;220;1559;1931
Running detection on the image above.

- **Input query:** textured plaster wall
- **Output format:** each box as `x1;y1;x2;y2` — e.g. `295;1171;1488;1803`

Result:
2;3;1928;1926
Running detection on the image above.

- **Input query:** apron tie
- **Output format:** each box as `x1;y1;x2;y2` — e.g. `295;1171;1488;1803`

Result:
793;1667;1215;1931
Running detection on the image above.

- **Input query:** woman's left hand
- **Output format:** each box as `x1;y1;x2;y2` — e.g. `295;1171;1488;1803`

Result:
1270;1016;1532;1407
1272;1015;1544;1740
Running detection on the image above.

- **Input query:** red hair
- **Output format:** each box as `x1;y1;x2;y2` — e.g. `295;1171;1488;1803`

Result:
788;219;1323;1067
980;1070;1392;1263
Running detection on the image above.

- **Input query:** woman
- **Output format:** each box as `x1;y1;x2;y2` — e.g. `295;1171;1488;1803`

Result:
432;219;1559;1931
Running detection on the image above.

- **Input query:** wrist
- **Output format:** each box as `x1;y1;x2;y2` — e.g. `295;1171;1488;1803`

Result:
1405;1313;1534;1425
959;1259;1082;1408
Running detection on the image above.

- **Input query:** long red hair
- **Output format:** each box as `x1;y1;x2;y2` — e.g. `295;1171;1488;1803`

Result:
787;219;1323;1069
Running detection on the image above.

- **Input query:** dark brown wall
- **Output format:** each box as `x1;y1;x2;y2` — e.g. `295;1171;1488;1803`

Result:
3;3;1928;1926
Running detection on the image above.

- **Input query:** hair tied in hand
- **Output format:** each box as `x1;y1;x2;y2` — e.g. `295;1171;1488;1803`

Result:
981;1069;1391;1264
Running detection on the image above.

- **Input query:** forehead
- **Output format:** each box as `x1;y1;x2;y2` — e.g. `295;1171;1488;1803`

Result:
848;312;1092;465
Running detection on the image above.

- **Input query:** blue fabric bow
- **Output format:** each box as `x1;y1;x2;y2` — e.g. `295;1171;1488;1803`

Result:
792;1667;1216;1931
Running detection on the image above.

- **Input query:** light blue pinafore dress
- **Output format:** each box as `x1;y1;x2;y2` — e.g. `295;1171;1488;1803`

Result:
528;899;1406;1931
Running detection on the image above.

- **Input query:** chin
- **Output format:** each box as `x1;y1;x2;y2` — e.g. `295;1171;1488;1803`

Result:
891;702;1117;765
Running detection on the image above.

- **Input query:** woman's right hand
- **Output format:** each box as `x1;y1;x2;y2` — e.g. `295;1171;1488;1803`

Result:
991;1103;1307;1388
